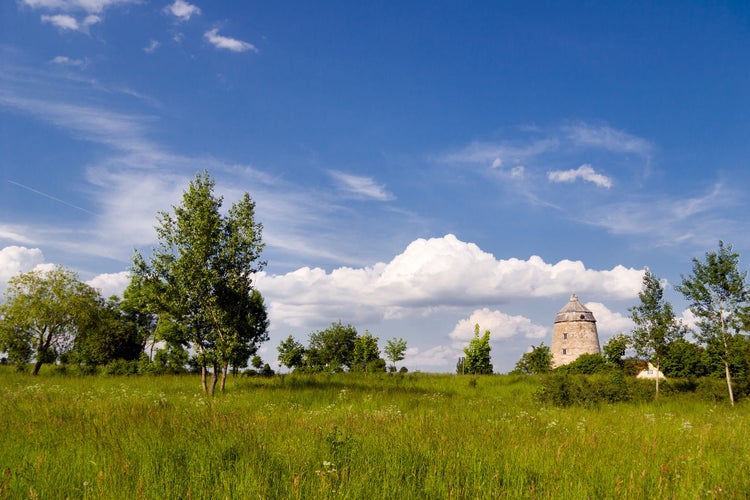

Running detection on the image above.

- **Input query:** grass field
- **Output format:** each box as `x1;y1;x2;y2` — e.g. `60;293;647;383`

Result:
0;368;748;499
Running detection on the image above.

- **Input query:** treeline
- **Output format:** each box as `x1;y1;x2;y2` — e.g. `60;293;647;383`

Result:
276;322;408;374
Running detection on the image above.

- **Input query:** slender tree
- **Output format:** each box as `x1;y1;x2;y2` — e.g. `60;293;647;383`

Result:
463;324;493;375
132;171;267;395
630;269;684;397
384;337;408;372
676;242;748;406
277;335;306;372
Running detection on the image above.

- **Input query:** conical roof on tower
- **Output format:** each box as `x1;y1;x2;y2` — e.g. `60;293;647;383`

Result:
554;293;596;323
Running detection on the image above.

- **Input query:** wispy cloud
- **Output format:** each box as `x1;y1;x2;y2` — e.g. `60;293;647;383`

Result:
564;122;652;156
143;40;160;54
328;170;395;201
21;0;138;15
548;164;613;188
51;55;86;66
204;28;258;53
164;0;201;22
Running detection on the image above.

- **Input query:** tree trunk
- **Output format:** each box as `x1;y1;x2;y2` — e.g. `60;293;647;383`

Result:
201;365;208;394
220;363;229;393
209;362;219;396
724;360;735;406
655;362;660;399
32;360;43;376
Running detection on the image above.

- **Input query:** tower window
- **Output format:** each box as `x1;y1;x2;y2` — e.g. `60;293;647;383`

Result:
562;349;567;355
563;333;568;340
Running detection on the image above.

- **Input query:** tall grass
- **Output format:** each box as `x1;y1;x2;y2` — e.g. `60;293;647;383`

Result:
0;368;747;498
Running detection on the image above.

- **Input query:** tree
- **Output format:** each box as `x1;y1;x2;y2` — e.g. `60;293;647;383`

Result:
384;337;408;373
513;342;552;375
0;266;102;375
629;269;685;397
305;321;358;372
277;335;306;372
71;296;144;368
661;338;706;378
676;242;748;406
352;330;382;372
602;333;630;369
463;324;493;375
132;171;268;395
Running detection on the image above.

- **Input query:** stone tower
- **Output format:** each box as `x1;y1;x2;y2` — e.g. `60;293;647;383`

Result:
551;294;600;368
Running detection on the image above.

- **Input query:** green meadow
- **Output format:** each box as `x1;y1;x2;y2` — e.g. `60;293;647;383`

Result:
1;369;748;499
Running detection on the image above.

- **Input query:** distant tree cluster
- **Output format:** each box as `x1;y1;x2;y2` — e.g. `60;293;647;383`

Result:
277;323;407;374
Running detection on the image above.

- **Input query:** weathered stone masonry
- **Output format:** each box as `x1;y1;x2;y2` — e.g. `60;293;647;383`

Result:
551;294;601;368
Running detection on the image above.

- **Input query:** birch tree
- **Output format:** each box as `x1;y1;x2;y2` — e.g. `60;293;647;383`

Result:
676;242;748;406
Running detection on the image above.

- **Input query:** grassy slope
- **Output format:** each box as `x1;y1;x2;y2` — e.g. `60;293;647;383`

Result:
0;368;747;499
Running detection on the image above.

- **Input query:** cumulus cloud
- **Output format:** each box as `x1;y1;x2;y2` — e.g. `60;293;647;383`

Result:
584;301;633;338
256;234;644;329
448;308;548;343
328;170;394;201
548;164;613;188
86;271;130;298
204;29;258;53
164;0;201;22
0;246;56;291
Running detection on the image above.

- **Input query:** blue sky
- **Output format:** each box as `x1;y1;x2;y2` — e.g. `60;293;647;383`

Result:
2;0;750;372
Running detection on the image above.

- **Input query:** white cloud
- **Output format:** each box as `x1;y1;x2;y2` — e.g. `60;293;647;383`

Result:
328;170;394;201
41;14;79;30
86;271;130;298
584;301;633;338
256;234;644;330
548;163;613;188
40;12;101;32
491;158;502;168
204;29;258;53
0;246;47;285
164;0;201;22
22;0;138;14
51;55;86;66
144;40;160;53
448;308;548;343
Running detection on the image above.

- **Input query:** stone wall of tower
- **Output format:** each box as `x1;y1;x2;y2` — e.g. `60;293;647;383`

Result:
550;294;601;368
551;320;601;368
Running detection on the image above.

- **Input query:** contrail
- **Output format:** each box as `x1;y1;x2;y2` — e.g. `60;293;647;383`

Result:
7;180;97;216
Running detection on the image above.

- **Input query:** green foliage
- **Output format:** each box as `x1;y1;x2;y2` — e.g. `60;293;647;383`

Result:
513;342;552;374
352;330;381;372
0;266;103;375
602;333;630;368
463;324;493;375
277;335;305;372
554;353;611;375
131;171;268;395
677;241;749;405
306;321;358;372
661;338;706;378
384;337;407;372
